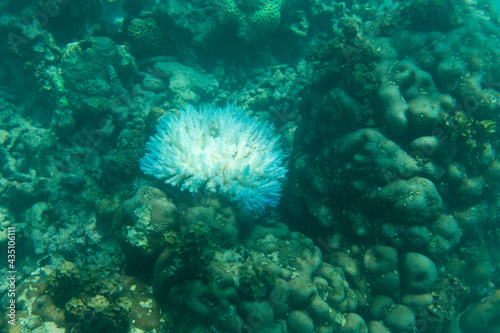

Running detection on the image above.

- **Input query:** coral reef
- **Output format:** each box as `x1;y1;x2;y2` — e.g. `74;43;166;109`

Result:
154;222;360;332
215;0;284;41
59;36;136;114
8;262;163;332
1;0;500;332
117;185;181;270
127;18;164;56
459;289;500;331
184;196;239;248
150;61;219;108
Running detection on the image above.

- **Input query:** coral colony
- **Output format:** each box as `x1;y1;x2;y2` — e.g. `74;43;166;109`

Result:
140;105;287;214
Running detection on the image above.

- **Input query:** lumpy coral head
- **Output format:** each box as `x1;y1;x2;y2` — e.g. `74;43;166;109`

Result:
140;105;287;214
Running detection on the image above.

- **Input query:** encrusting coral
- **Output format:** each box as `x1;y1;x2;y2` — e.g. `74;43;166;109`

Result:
140;104;288;214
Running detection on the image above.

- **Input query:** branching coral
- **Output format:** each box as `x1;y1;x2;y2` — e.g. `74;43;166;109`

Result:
140;105;287;214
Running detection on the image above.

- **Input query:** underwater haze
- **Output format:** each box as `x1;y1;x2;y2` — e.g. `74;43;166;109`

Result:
1;0;500;332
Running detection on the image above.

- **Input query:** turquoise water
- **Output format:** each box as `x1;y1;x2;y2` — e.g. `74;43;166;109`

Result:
0;1;499;332
492;0;500;11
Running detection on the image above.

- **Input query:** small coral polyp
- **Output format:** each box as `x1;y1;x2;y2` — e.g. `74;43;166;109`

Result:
140;104;287;214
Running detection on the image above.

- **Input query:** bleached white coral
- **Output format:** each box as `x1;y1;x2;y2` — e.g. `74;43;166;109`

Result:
140;105;287;214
